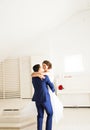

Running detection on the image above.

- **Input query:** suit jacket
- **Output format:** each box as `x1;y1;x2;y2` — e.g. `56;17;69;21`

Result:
32;75;55;103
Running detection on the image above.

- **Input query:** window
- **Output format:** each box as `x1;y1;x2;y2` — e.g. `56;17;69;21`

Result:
64;54;84;73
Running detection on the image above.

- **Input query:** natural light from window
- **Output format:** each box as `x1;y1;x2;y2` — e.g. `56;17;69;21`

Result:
64;54;84;73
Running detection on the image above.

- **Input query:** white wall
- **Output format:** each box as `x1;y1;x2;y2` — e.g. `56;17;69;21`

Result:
44;10;90;91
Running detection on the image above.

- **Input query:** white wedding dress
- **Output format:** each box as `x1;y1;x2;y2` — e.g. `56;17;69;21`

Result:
49;89;63;123
47;71;63;123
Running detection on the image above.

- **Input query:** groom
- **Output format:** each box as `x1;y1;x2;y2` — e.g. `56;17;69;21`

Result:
32;64;55;130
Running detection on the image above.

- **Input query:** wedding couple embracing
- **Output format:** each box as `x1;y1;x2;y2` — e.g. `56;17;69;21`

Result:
31;60;63;130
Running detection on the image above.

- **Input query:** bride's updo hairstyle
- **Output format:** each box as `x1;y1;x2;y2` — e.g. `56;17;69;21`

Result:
42;60;52;69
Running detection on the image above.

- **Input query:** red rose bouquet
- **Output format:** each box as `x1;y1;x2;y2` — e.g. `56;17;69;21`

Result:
58;85;64;90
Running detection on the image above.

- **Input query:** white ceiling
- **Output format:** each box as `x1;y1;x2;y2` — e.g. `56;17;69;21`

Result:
0;0;90;37
0;0;90;60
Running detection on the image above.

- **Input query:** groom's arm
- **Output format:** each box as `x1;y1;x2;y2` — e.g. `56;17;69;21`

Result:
31;72;45;79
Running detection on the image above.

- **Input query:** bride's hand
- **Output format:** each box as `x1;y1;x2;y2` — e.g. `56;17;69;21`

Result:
39;74;45;79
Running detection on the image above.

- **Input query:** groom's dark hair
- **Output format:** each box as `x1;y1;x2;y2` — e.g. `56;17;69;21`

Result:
33;64;40;72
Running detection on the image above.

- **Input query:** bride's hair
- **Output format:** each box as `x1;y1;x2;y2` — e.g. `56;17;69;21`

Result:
42;60;52;69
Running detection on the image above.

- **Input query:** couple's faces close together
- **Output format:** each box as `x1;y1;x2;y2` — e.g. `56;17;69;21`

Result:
39;63;48;73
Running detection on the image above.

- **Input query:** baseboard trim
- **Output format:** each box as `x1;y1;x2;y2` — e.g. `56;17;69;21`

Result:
64;106;90;108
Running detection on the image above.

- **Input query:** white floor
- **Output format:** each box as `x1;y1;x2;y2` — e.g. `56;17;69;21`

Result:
53;107;90;130
29;107;90;130
0;99;90;130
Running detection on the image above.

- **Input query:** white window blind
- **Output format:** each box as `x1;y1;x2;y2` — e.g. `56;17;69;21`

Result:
2;58;20;99
0;56;33;99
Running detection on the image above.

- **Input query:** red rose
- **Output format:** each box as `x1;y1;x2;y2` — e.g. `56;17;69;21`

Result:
58;85;64;90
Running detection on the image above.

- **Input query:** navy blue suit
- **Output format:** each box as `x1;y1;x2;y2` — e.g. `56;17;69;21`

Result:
32;75;55;130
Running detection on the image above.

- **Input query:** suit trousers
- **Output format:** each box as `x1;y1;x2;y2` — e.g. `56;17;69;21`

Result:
35;99;53;130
